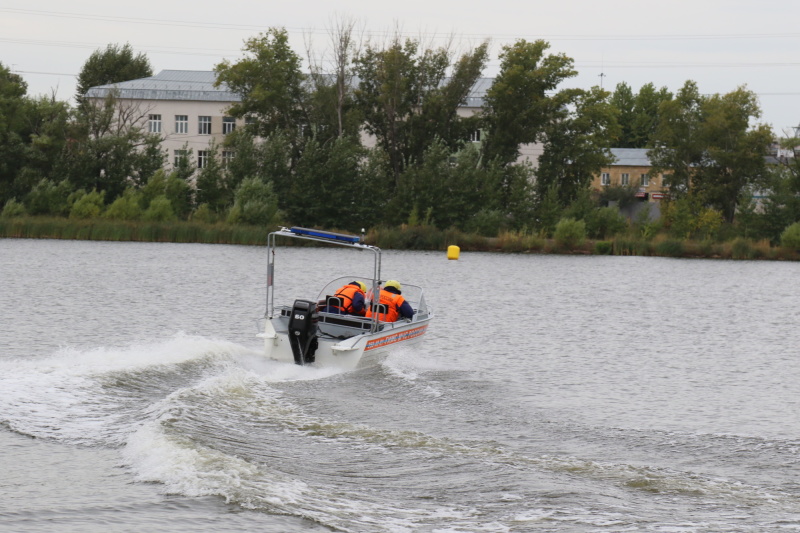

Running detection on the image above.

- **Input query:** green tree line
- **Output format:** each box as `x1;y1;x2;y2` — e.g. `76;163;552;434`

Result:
2;31;799;248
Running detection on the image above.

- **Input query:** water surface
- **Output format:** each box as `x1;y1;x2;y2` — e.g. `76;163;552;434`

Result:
1;238;799;532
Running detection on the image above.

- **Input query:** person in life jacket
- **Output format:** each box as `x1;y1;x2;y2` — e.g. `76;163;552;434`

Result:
365;280;415;322
323;281;366;315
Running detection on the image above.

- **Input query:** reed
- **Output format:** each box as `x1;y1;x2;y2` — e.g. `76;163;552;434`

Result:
0;216;270;246
2;216;798;260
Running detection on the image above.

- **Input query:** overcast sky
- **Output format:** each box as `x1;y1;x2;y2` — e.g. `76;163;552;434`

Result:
2;1;799;137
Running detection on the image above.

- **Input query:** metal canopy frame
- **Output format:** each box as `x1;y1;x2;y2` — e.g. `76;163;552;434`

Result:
265;226;383;332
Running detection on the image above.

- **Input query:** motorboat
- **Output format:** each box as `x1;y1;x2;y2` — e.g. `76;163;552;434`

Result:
259;226;434;369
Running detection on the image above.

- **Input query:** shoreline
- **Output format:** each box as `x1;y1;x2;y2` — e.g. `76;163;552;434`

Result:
1;216;798;261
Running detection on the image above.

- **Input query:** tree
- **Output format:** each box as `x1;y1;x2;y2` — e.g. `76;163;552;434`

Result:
0;62;29;205
214;28;308;143
534;86;619;208
194;142;228;212
631;83;672;148
61;82;166;203
288;135;366;230
20;94;71;184
353;35;489;184
609;82;672;148
305;14;364;140
649;81;773;222
392;139;504;231
649;81;705;197
609;82;636;148
481;39;578;166
75;43;153;105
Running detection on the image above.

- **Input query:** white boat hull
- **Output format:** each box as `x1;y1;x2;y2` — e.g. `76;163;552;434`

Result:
262;315;432;370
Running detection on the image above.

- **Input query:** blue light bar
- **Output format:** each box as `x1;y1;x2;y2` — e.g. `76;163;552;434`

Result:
289;227;361;243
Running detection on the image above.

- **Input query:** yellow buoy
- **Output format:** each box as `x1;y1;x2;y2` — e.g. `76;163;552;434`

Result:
447;245;460;260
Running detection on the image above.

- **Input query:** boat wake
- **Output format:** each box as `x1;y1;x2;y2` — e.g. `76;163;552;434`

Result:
0;333;339;447
4;334;800;531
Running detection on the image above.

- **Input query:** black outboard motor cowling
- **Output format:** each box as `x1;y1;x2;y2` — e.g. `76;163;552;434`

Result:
288;299;318;365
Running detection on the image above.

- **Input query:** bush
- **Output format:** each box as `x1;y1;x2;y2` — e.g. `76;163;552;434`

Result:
780;222;800;250
164;173;192;219
594;240;613;255
104;189;143;220
191;203;218;224
464;208;506;237
553;218;586;250
69;190;105;219
1;199;27;218
227;177;280;226
695;208;724;241
25;179;74;216
142;195;177;222
587;207;628;239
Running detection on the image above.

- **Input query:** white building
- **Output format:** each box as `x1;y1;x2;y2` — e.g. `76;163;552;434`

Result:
86;70;543;172
86;70;243;172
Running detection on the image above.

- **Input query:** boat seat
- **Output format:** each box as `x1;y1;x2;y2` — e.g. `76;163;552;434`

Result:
370;303;388;315
318;313;372;330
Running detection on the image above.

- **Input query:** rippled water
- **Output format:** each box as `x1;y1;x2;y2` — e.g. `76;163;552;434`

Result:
1;238;799;532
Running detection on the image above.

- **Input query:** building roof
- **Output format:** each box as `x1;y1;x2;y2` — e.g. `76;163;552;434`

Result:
86;70;241;103
87;70;492;107
609;148;652;167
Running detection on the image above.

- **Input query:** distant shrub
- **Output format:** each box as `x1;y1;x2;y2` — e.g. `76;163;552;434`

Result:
594;240;613;255
1;199;26;218
553;218;586;250
780;222;800;250
25;179;74;216
192;203;218;224
69;190;105;219
587;207;628;239
142;195;177;222
464;209;506;237
104;189;143;221
227;177;280;226
695;208;724;241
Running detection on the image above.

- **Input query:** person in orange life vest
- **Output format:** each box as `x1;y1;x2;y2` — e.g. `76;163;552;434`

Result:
365;280;414;322
322;281;366;315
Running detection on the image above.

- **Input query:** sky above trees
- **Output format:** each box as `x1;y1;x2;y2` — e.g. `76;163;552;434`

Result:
1;1;799;136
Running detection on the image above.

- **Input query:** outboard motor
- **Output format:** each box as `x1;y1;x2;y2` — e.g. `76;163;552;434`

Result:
288;299;318;365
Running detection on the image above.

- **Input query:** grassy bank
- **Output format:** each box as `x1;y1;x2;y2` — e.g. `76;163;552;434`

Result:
2;216;799;260
0;217;267;245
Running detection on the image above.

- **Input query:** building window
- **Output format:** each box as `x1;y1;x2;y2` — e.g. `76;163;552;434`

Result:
197;150;209;169
468;129;481;143
174;149;188;167
198;116;212;135
640;173;649;187
601;172;610;186
148;114;161;133
175;115;188;134
223;117;236;135
621;173;630;186
222;150;235;168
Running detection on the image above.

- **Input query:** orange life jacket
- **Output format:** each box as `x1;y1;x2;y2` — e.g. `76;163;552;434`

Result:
333;284;364;315
365;289;406;322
